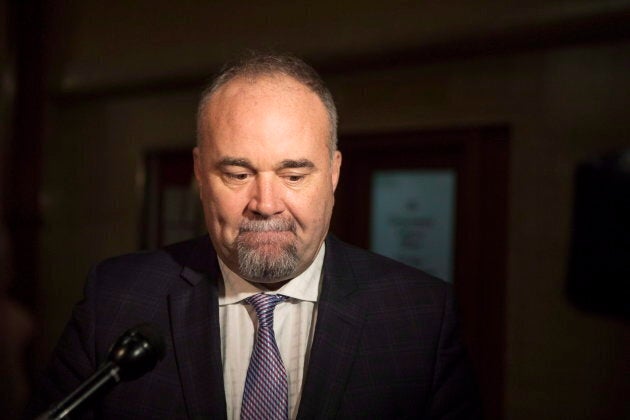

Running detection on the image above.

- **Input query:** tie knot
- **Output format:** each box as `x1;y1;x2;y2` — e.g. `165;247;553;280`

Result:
245;294;288;327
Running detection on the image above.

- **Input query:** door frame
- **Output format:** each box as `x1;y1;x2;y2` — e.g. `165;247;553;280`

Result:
331;126;509;419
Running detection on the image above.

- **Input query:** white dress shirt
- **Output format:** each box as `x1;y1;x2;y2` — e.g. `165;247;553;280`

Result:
218;244;324;420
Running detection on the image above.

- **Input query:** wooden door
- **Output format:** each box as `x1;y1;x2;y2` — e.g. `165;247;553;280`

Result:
331;126;509;419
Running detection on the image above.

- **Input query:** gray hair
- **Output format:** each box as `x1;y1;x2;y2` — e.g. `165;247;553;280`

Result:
196;51;338;154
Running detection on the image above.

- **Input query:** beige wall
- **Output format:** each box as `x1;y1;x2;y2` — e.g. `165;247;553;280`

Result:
41;40;629;419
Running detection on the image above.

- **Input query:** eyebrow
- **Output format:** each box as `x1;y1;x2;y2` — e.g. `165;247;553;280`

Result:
217;157;316;171
277;159;315;170
217;157;255;170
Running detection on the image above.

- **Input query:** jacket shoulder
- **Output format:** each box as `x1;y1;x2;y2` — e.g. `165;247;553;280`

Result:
327;235;449;289
89;235;214;296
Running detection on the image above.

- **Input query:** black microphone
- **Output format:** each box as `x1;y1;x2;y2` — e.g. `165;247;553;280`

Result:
39;323;166;419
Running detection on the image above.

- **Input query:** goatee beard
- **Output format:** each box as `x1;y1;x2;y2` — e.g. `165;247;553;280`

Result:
235;218;299;281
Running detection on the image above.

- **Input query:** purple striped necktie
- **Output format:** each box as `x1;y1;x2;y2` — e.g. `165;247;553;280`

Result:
241;293;290;420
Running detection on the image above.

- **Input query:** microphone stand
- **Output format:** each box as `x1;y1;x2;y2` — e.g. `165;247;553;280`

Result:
35;323;165;420
40;362;121;419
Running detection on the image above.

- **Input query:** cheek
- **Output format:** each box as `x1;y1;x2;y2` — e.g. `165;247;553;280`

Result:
201;184;244;227
288;188;334;228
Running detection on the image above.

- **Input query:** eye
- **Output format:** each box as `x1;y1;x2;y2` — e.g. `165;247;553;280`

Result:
224;172;251;182
284;174;306;184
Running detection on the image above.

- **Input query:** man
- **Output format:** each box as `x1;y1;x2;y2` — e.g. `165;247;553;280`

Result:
29;53;480;419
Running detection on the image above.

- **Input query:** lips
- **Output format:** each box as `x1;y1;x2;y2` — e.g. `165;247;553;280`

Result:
239;218;296;233
238;230;294;246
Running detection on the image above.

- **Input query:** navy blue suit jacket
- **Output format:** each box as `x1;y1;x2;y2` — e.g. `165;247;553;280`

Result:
29;235;481;419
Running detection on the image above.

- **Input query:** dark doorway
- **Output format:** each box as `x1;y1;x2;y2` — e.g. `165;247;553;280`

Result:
331;126;509;419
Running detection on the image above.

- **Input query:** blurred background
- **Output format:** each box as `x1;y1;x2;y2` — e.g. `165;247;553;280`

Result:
1;1;629;419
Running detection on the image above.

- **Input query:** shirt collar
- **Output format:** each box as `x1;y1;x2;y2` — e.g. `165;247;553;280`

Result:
218;243;325;305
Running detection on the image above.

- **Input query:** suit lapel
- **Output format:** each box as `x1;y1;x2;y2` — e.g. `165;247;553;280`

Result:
167;237;227;419
165;235;365;418
297;236;366;418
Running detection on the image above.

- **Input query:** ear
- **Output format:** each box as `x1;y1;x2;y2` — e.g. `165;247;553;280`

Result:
331;150;342;193
192;147;203;198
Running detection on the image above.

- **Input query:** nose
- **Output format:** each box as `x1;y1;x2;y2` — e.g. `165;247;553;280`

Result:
247;174;285;217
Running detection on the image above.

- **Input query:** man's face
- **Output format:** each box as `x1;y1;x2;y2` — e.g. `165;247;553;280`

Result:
194;75;341;284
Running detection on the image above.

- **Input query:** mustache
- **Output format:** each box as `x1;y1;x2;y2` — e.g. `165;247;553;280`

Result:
238;218;297;234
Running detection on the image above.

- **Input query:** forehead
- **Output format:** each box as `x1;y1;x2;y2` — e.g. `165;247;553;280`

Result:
212;73;309;105
200;75;330;161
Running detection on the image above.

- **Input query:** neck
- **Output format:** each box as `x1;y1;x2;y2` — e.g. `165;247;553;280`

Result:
252;279;291;291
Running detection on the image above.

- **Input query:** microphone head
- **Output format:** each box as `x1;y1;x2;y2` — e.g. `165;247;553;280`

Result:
107;323;166;381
